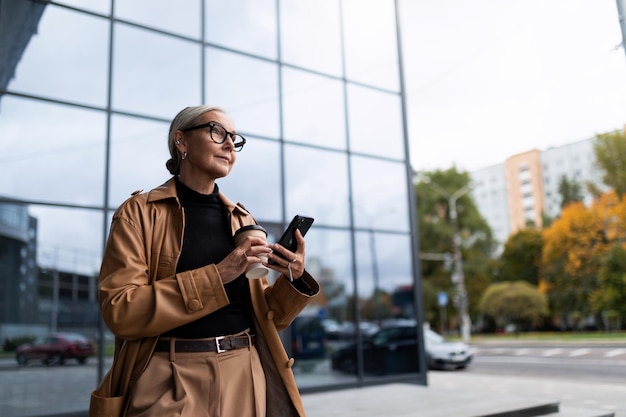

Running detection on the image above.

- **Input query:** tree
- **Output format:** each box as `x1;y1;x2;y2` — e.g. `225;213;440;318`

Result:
361;289;393;321
478;281;548;331
593;130;626;197
415;167;495;329
589;243;626;329
541;191;626;326
542;201;603;321
558;175;583;208
497;228;543;285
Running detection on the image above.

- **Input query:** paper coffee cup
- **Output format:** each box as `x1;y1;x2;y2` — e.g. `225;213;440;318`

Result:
234;225;269;279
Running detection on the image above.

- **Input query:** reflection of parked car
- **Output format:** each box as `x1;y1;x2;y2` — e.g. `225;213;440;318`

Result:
16;333;96;366
291;315;326;359
321;319;341;339
331;324;472;374
331;321;380;340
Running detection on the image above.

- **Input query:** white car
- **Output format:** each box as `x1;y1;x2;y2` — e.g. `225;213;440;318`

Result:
424;328;473;370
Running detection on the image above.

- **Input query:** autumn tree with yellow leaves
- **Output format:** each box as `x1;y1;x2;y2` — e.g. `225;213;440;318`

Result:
541;191;626;328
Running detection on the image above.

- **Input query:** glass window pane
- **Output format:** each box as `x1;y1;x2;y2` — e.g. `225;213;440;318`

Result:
280;0;342;76
282;68;346;149
294;228;357;387
0;97;106;206
205;48;280;139
109;115;170;207
355;231;412;298
6;5;109;107
348;85;404;159
0;203;103;416
113;23;201;119
218;138;282;222
355;231;417;378
55;0;110;14
285;146;349;227
351;156;409;232
343;0;399;91
115;0;200;38
205;0;277;59
31;206;104;277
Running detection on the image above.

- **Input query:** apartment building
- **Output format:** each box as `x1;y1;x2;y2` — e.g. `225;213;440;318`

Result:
471;137;602;252
541;138;603;218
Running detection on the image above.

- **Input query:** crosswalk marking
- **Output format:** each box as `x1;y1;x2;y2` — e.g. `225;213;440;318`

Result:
604;348;626;358
474;346;626;358
568;348;591;357
541;348;563;356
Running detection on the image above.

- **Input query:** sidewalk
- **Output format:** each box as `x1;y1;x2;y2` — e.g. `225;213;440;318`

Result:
302;371;623;417
6;367;622;417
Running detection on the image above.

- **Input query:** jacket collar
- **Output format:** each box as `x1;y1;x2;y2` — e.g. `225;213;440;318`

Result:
146;177;247;216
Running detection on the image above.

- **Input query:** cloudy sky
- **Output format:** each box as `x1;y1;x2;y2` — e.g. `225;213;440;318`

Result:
401;0;626;173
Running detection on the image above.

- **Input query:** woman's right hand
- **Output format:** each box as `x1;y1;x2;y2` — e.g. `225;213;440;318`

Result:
216;236;272;284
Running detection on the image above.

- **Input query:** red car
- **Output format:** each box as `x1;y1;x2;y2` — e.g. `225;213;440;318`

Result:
16;332;95;366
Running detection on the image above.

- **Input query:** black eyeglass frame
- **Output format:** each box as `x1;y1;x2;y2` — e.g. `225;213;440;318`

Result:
181;121;246;151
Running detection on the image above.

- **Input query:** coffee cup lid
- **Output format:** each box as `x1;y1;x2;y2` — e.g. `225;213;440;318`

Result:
234;224;267;236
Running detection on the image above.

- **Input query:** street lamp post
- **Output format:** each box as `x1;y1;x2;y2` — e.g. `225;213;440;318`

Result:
449;186;472;343
616;0;626;61
418;175;472;343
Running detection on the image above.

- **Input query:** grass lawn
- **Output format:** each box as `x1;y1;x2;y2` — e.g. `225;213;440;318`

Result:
466;330;626;343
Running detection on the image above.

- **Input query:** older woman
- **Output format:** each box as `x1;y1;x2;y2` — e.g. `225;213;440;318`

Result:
90;105;318;417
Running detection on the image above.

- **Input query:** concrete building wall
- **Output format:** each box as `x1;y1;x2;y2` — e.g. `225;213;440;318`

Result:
541;138;603;218
470;164;509;250
505;149;545;233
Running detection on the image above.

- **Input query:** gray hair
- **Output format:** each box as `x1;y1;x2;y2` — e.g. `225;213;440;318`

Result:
166;105;226;175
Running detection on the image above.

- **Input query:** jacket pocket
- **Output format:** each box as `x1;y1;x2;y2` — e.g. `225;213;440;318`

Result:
89;390;126;417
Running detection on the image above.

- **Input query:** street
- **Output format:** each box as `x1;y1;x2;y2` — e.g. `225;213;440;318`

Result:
450;342;626;416
470;343;626;383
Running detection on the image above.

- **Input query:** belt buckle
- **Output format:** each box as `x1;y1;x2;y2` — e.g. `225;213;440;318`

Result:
215;336;226;353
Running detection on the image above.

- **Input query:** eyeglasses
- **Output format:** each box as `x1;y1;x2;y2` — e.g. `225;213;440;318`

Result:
181;121;246;152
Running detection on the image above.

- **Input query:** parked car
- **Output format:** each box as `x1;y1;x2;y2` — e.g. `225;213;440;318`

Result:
344;321;380;339
321;319;342;340
290;315;326;360
16;332;95;366
331;324;472;374
424;328;473;370
320;318;384;341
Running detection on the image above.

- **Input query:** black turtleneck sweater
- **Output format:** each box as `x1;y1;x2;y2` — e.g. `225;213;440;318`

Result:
161;179;252;338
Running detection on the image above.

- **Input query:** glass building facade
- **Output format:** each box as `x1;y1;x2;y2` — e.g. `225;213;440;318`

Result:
0;0;425;415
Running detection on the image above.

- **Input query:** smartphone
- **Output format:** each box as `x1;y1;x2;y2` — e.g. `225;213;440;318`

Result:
268;215;314;264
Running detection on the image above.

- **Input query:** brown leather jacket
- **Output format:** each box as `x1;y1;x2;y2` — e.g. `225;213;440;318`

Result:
92;177;319;417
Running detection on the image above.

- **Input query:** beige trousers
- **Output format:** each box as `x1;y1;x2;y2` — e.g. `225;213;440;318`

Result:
125;336;267;417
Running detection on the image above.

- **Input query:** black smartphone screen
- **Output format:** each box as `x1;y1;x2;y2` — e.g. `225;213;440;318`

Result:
268;215;314;264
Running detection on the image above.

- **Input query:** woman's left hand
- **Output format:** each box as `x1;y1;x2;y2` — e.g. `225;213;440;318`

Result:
265;229;305;280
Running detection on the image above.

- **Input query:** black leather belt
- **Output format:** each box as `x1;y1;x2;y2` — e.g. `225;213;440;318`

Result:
154;335;255;353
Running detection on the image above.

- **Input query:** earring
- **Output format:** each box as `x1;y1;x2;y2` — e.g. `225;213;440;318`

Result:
181;152;187;160
175;140;180;145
